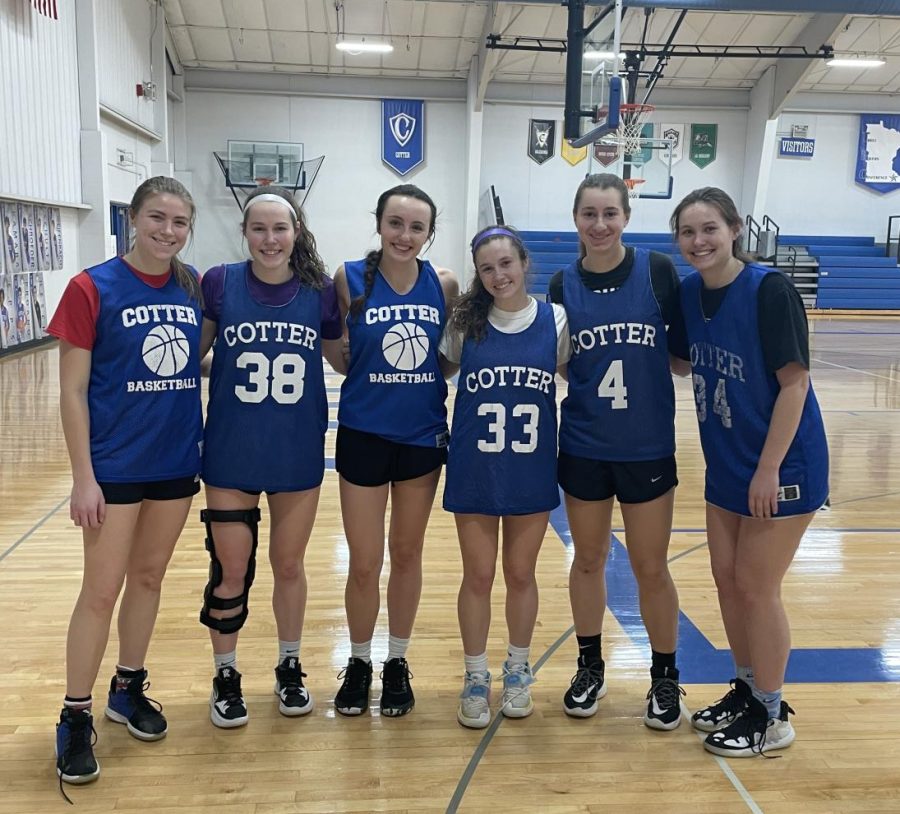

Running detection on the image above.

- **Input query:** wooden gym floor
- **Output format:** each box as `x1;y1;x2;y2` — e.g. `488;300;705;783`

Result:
1;315;899;813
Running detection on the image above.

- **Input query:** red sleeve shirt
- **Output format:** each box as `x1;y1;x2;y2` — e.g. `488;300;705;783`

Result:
48;260;173;350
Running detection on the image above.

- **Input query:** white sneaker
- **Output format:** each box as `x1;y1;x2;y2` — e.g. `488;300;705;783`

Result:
457;671;492;729
704;700;795;758
500;661;534;719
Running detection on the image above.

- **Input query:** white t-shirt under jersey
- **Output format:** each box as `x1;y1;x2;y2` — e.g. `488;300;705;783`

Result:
440;296;570;365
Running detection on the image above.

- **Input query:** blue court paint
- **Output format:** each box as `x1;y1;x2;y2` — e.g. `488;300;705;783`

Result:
549;504;900;683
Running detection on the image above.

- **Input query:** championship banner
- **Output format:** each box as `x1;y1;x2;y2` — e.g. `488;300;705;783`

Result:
528;119;556;165
658;123;685;166
561;136;587;166
855;114;900;194
382;99;425;176
593;140;619;167
690;124;718;169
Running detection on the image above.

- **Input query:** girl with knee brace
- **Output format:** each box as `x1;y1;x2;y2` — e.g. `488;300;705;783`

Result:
48;176;203;792
441;226;569;728
332;184;457;717
199;185;346;727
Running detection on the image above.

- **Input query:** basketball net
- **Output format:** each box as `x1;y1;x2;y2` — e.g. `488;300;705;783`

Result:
617;103;655;157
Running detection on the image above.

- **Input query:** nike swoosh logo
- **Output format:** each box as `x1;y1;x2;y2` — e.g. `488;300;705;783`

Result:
651;476;663;483
572;683;598;704
652;696;668;716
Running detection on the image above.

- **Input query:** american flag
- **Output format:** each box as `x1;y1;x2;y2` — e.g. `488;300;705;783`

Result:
31;0;58;19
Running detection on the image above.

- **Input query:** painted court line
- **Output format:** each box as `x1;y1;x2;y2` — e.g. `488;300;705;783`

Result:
0;495;69;564
812;357;899;382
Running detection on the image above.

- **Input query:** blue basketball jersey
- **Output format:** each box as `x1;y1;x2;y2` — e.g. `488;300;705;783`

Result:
86;257;202;482
338;258;448;447
203;262;328;492
681;265;829;517
444;302;560;516
559;248;675;461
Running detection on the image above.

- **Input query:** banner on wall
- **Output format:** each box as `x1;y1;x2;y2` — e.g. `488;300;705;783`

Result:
1;202;22;274
12;272;33;343
527;119;556;165
50;207;64;270
18;204;37;272
593;141;618;167
30;271;48;337
855;114;900;194
627;123;654;165
658;124;685;166
0;273;14;349
35;205;51;271
689;124;718;169
779;137;815;158
382;99;425;176
561;136;587;166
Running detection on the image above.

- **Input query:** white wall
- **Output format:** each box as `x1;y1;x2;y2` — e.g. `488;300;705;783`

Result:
768;112;900;242
182;90;468;278
0;0;80;204
481;102;749;234
96;0;158;131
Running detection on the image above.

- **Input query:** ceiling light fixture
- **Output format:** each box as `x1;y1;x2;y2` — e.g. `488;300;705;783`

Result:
336;40;393;54
825;56;885;68
583;50;626;61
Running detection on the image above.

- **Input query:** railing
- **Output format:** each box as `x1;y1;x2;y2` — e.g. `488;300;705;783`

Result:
887;215;900;264
745;214;761;255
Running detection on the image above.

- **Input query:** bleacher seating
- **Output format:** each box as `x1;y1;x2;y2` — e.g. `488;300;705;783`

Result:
518;230;900;310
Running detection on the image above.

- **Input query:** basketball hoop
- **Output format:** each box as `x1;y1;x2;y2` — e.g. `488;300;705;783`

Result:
623;178;646;200
618;103;655;156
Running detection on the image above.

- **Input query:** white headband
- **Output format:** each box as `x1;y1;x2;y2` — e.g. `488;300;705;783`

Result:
243;193;298;221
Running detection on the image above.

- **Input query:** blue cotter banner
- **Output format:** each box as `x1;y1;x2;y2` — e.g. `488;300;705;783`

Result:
382;99;424;176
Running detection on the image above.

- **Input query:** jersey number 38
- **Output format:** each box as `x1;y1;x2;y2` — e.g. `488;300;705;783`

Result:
235;351;306;404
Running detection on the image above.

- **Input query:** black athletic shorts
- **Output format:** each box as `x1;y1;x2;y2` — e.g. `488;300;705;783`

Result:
99;475;201;505
336;425;447;487
557;452;677;504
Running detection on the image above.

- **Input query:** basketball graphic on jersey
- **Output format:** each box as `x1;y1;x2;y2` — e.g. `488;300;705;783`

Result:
382;322;429;371
142;324;191;377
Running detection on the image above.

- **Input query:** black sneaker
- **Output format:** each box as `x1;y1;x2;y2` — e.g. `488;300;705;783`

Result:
563;657;607;718
274;656;314;717
104;669;167;741
209;666;248;728
334;657;373;716
691;678;752;732
643;673;685;730
56;708;99;786
380;658;415;717
703;697;795;758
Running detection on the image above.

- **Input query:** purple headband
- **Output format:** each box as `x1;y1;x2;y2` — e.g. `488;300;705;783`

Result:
470;227;520;255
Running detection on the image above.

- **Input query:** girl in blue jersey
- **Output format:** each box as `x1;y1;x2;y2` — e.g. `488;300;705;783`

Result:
199;185;346;728
672;187;828;757
549;173;686;730
47;177;203;793
333;184;458;717
442;226;569;729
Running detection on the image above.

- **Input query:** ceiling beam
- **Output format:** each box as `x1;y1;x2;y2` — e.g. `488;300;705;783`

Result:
499;0;900;11
474;2;511;110
770;13;846;117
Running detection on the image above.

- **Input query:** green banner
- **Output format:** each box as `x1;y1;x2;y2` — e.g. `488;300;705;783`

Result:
690;123;718;169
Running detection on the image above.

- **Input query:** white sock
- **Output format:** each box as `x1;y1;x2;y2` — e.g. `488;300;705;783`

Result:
279;639;301;662
387;634;410;661
214;650;237;673
464;652;489;676
350;640;372;664
507;644;530;667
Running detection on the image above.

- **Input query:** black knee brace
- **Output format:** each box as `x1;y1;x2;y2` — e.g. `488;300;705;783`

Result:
199;507;261;634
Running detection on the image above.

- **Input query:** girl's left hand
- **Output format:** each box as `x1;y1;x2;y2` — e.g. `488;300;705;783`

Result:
748;465;779;519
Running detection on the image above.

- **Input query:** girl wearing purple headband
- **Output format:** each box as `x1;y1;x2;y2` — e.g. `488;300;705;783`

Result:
440;225;570;728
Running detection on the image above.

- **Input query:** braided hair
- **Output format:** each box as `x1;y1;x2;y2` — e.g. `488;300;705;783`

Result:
348;184;437;319
241;186;328;289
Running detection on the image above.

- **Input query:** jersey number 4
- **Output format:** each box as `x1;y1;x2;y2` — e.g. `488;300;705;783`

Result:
597;359;628;409
692;374;732;428
477;403;539;453
235;351;306;404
